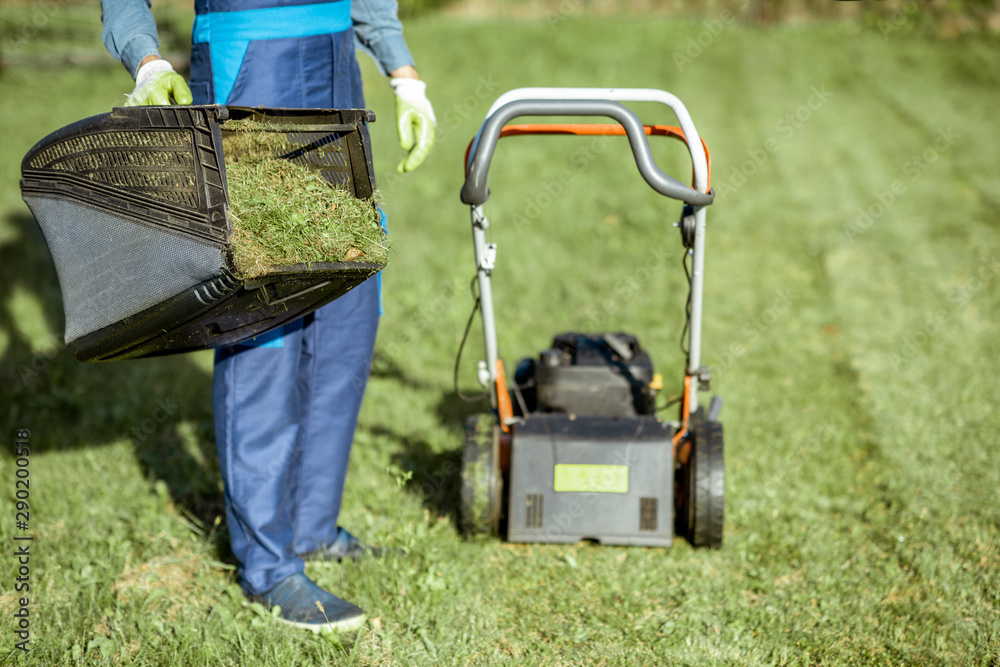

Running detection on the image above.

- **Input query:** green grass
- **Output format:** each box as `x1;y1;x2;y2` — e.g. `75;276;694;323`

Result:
2;14;1000;666
222;119;387;276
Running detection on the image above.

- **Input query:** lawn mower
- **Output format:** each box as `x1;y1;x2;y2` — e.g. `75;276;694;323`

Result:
456;88;724;548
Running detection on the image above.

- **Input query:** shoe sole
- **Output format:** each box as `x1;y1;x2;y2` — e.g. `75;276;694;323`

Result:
274;613;367;635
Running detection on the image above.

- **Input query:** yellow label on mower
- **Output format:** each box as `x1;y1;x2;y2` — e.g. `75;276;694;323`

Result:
553;464;629;493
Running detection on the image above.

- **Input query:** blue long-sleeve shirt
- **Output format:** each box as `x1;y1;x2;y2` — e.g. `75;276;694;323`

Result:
100;0;414;78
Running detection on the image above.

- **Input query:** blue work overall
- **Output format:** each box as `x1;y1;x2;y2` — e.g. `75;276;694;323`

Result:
189;0;380;595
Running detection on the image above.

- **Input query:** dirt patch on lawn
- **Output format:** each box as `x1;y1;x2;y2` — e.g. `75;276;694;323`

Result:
113;544;221;620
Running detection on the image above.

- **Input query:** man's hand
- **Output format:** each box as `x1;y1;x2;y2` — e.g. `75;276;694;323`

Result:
390;68;436;173
126;57;193;107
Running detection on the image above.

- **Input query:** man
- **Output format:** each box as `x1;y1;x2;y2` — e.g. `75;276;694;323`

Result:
100;0;436;633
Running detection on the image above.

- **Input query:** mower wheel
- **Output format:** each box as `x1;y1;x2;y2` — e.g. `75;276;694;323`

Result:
459;414;502;536
676;418;725;548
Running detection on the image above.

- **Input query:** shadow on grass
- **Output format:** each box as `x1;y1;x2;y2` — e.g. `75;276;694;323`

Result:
371;355;491;524
1;210;232;559
383;425;463;522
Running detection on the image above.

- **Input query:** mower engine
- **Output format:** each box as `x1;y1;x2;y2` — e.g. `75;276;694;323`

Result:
499;333;675;546
519;332;658;417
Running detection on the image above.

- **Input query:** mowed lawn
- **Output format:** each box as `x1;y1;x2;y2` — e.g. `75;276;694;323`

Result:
1;13;999;666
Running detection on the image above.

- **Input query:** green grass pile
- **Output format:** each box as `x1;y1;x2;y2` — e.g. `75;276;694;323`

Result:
221;119;386;277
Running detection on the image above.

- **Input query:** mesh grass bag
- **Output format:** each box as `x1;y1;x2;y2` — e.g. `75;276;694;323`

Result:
20;105;385;362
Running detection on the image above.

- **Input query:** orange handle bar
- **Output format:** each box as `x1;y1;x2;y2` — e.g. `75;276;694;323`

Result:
464;123;711;191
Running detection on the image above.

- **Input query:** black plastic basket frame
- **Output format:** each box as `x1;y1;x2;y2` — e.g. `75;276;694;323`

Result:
20;105;383;362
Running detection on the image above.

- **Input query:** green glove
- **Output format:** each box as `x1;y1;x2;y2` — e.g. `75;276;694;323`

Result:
126;59;193;107
391;77;436;173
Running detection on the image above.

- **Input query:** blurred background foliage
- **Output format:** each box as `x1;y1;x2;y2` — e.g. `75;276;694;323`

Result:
1;0;998;74
425;0;1000;35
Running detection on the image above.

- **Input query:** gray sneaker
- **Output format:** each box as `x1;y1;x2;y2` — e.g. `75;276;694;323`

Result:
248;573;365;633
299;527;387;562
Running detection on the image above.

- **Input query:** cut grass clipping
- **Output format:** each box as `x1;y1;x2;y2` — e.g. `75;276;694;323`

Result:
221;118;386;277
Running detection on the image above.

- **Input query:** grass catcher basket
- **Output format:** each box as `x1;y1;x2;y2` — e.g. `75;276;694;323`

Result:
20;105;383;362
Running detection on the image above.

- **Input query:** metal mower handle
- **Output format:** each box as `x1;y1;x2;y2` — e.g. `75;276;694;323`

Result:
460;99;715;207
